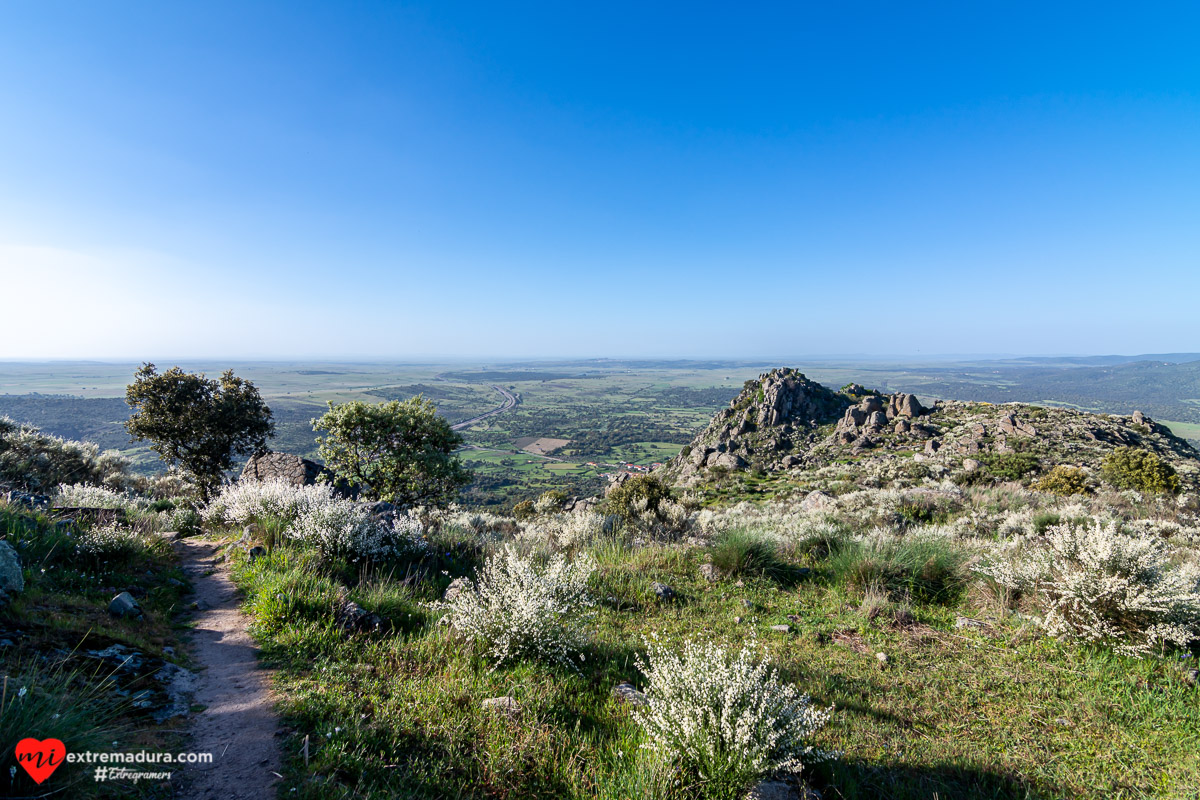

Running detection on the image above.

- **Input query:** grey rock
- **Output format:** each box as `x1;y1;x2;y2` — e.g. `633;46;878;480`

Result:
954;616;986;630
801;491;832;512
1132;410;1146;425
998;413;1037;438
746;780;798;800
896;393;926;418
770;624;791;633
481;696;521;718
241;451;336;488
866;411;888;431
651;582;676;600
962;459;982;472
894;419;912;435
859;396;885;415
0;541;24;599
443;577;470;602
780;455;802;469
108;591;141;618
247;545;267;562
337;599;383;633
699;563;719;582
925;439;941;454
612;682;649;707
153;662;199;723
709;452;748;470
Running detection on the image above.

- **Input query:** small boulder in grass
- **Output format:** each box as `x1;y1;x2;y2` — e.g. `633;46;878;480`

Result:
651;582;675;600
612;682;648;707
481;696;521;719
770;624;791;634
699;563;719;582
108;591;140;618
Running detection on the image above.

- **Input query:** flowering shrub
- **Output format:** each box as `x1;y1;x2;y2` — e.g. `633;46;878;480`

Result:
203;479;336;528
75;524;152;566
429;545;595;669
635;638;832;795
287;498;427;562
977;520;1200;655
53;483;147;513
518;511;609;551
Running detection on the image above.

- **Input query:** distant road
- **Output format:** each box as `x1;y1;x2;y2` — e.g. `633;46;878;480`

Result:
451;385;518;430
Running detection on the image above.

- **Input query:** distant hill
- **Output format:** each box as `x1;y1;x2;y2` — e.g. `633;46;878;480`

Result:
905;360;1200;425
995;353;1200;367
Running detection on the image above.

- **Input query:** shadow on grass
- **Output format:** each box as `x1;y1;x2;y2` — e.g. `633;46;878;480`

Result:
814;756;1054;800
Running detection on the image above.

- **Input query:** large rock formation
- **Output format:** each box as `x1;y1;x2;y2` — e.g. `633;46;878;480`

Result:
661;368;1200;491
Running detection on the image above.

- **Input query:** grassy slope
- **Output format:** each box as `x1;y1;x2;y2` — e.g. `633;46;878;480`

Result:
0;503;192;798
227;534;1199;800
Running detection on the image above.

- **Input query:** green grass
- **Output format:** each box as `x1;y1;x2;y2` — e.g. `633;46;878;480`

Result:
0;501;193;798
226;529;1200;800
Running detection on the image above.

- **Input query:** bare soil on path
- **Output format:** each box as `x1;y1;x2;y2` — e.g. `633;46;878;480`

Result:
175;537;281;800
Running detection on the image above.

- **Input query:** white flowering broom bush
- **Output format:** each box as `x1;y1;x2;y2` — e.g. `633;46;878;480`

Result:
287;498;427;563
202;478;336;528
634;637;832;798
429;544;595;670
53;482;148;513
977;519;1200;655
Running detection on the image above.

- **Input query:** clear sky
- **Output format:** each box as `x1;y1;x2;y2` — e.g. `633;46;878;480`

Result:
1;2;1197;360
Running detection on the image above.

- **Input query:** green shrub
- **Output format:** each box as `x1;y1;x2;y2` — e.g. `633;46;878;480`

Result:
830;535;968;604
1034;465;1090;496
0;418;135;493
1033;512;1062;535
983;452;1041;481
710;530;790;580
512;499;535;520
605;475;672;522
168;505;203;536
1101;447;1181;495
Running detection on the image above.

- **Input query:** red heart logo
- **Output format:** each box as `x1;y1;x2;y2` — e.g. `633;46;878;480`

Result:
15;738;66;784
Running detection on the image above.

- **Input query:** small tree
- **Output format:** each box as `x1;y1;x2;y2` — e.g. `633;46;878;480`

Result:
124;364;274;501
312;397;470;509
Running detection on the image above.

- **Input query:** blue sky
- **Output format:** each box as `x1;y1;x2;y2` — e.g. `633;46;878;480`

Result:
1;2;1197;359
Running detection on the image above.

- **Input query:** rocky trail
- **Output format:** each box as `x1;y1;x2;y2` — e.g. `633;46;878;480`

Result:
175;537;282;800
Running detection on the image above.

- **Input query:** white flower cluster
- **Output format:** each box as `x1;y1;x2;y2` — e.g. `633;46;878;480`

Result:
75;523;145;560
977;519;1200;655
519;511;609;550
430;545;595;669
53;483;147;513
286;498;427;562
203;479;336;527
635;638;832;785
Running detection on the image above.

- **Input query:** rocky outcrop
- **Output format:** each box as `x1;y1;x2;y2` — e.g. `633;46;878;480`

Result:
665;369;848;481
240;451;331;487
837;393;928;436
662;367;1200;492
240;451;355;497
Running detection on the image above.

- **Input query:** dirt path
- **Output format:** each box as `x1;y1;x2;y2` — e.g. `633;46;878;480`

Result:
175;538;282;800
